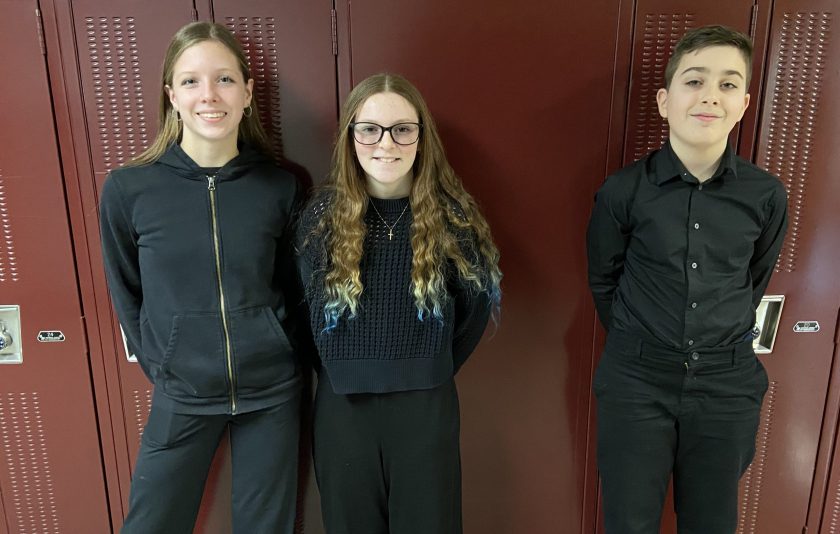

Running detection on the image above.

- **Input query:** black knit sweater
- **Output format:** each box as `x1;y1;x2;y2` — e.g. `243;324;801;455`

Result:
296;194;492;394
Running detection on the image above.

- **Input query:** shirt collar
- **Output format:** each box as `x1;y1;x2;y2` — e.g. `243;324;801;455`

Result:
649;140;738;186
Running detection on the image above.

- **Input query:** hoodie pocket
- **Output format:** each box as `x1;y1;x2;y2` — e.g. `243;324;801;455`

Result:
161;313;228;398
229;306;297;392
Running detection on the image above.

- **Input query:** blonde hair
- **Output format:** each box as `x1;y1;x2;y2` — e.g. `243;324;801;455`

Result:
309;73;502;327
126;21;270;166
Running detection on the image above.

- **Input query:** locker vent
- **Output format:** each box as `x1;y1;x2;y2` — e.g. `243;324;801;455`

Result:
132;388;152;443
761;12;832;274
0;392;59;533
0;172;19;282
829;465;840;532
631;12;696;161
225;17;285;161
85;16;149;172
736;380;778;534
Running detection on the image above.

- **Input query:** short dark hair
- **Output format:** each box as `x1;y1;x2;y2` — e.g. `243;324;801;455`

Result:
664;25;753;89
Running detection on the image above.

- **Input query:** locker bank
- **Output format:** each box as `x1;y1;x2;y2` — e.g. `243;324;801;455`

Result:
0;0;838;532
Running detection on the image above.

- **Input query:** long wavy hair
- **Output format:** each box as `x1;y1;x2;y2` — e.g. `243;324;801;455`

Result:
125;21;270;166
309;73;502;328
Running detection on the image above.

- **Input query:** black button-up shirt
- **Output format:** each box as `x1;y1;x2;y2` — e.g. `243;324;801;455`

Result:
587;141;788;350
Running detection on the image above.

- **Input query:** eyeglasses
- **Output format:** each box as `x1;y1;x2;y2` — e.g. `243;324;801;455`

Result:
350;122;422;145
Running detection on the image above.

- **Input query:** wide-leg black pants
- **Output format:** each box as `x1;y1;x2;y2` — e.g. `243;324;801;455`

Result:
313;377;462;534
594;330;768;534
120;396;300;534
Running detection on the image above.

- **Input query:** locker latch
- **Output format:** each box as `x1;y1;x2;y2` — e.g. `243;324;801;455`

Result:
753;295;785;354
0;305;23;364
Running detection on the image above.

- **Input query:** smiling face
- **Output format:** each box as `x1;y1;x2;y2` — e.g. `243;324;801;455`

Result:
166;40;253;157
353;92;420;199
657;45;750;157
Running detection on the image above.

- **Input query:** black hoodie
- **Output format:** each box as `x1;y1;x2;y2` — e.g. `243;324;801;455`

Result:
100;143;304;415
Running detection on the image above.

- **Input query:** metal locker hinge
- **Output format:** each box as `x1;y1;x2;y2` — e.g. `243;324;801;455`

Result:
331;9;338;55
35;8;46;55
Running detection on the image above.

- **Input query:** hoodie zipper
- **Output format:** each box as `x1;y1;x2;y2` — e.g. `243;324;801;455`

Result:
207;174;237;414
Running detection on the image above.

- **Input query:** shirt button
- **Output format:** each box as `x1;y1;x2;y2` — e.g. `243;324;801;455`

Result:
690;352;700;361
698;185;704;191
694;222;700;230
691;302;698;309
688;339;695;346
691;262;698;269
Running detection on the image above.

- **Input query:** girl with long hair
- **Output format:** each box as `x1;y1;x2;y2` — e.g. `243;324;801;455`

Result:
99;22;304;533
297;73;502;534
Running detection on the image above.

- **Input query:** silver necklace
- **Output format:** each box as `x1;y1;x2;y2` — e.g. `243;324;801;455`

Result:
369;200;409;241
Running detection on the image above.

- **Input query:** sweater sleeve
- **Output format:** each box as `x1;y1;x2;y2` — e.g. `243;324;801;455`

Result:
451;229;493;373
293;197;323;370
451;283;492;373
99;175;148;378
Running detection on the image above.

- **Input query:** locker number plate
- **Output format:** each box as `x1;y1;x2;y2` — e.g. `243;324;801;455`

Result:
793;321;820;333
37;331;66;342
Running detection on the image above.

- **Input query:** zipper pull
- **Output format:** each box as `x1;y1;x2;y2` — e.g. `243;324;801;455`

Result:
206;174;216;191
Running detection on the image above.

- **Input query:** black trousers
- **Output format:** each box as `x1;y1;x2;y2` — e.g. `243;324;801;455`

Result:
313;377;462;534
594;330;768;534
121;396;300;534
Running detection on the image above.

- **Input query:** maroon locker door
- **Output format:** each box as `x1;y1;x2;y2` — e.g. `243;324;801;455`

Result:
613;2;757;533
336;2;623;533
197;2;338;532
0;1;110;532
43;0;337;531
617;0;840;533
199;3;337;532
42;0;215;530
205;0;337;184
748;1;840;532
621;0;757;164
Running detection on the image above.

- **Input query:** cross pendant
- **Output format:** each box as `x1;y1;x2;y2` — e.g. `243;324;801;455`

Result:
388;229;394;240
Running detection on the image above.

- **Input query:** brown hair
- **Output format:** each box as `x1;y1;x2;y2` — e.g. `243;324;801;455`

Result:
126;21;270;166
664;25;753;89
308;73;502;323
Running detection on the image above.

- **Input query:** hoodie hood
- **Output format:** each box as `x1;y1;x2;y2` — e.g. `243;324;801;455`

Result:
157;142;273;181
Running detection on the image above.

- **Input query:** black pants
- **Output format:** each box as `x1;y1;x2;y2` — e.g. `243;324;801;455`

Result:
594;331;767;534
313;377;462;534
121;397;300;534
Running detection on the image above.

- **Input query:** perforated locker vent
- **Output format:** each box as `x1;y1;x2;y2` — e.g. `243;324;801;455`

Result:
761;12;832;274
85;16;149;172
631;13;696;162
0;170;19;282
827;466;840;532
133;388;152;443
225;17;285;161
736;380;778;534
0;392;59;533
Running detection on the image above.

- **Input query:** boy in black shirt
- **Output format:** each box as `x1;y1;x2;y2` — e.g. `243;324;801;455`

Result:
587;25;788;533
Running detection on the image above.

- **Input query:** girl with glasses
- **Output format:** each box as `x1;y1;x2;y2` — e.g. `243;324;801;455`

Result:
297;73;502;534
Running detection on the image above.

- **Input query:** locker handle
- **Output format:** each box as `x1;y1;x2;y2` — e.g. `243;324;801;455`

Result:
754;295;784;354
0;305;23;364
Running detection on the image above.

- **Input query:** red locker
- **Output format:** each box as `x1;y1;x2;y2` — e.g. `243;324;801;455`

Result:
40;0;337;531
4;0;839;532
751;1;840;532
612;0;840;532
334;1;623;532
0;1;110;532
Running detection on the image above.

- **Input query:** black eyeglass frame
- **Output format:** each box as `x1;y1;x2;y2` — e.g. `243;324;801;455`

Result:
349;122;423;145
